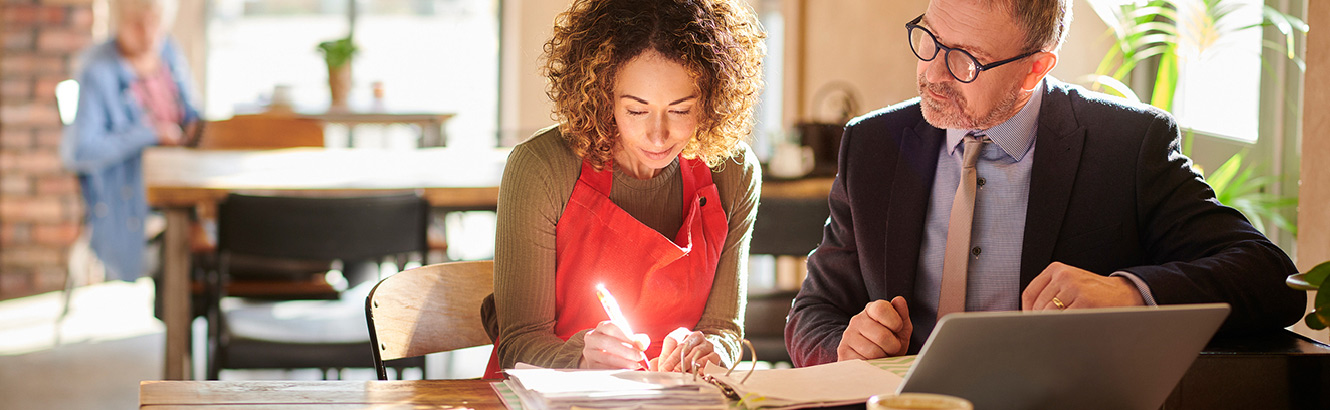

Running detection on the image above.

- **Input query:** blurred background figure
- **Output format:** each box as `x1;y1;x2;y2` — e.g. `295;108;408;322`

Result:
60;0;200;282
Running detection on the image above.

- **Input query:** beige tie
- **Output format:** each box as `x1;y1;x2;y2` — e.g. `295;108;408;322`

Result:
938;134;989;320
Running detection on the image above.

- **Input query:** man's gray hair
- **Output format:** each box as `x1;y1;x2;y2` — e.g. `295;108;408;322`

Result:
1001;0;1074;53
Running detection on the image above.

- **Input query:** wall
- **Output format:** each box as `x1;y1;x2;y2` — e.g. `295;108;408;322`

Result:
0;0;94;299
1294;0;1328;342
498;0;563;146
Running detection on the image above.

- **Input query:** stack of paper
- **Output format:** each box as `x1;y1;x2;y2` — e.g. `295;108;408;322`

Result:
702;359;904;409
500;364;728;410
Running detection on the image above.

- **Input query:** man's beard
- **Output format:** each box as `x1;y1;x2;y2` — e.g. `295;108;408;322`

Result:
918;73;1024;130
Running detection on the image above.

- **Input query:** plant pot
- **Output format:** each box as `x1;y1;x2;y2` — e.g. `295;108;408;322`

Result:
328;64;352;109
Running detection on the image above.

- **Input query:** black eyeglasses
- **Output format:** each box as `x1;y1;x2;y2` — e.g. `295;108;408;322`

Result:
906;14;1039;83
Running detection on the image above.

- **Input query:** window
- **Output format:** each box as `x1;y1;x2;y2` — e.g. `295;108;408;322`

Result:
206;0;499;148
1170;0;1264;142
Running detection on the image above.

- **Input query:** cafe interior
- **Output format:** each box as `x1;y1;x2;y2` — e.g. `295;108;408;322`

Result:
1;0;1328;408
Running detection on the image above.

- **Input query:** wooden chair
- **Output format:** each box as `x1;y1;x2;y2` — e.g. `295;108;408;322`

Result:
365;260;495;380
197;114;325;149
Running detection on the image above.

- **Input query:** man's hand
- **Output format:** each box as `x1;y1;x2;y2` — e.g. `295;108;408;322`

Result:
1022;262;1146;311
581;320;649;370
837;296;912;361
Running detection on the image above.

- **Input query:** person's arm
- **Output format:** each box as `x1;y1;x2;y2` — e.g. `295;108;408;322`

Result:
690;145;760;367
492;143;586;369
59;64;159;174
1122;112;1304;332
785;124;874;367
162;38;201;126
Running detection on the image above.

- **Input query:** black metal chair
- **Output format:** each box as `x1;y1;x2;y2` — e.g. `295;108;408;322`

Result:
205;193;429;380
745;196;830;364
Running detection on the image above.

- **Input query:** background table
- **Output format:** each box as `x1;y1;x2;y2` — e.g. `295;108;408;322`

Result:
146;147;509;380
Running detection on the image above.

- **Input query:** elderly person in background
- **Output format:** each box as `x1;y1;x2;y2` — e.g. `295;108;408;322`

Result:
481;0;765;377
60;0;200;282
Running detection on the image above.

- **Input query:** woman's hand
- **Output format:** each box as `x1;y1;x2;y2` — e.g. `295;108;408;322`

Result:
580;320;650;370
655;328;722;373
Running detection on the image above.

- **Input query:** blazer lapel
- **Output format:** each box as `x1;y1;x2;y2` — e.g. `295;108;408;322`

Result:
883;120;944;299
1020;80;1087;288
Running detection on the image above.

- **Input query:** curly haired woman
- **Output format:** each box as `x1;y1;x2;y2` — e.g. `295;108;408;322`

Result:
481;0;765;376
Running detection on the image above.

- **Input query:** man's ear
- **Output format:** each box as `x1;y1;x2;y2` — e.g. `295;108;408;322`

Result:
1021;51;1058;90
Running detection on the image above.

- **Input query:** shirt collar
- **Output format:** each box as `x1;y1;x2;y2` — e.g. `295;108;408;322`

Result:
945;80;1044;162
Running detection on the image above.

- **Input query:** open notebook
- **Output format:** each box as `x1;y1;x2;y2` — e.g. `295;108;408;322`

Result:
499;364;728;410
701;357;911;410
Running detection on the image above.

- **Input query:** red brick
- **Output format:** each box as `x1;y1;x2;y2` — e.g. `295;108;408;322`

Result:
2;5;39;25
1;78;32;100
33;265;70;293
35;175;77;195
0;103;61;127
2;54;63;76
0;269;36;300
68;5;91;30
9;149;64;174
0;196;65;223
34;74;73;102
33;127;63;147
1;129;33;149
32;222;78;245
1;175;32;195
0;223;30;244
3;28;35;51
36;28;89;53
1;245;63;267
40;0;96;6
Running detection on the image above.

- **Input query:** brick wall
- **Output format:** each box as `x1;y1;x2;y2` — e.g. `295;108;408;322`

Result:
0;0;94;300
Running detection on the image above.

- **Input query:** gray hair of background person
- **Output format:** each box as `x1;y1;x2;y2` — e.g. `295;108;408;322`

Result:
114;0;178;29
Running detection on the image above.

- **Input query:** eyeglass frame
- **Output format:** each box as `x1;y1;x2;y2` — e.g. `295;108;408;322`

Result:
905;14;1041;83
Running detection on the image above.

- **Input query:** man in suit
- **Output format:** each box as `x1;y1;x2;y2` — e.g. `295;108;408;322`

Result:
784;0;1306;367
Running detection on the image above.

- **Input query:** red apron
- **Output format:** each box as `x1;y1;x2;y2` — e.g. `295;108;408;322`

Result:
485;156;728;378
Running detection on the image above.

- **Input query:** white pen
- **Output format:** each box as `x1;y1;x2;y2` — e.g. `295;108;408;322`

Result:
595;283;651;368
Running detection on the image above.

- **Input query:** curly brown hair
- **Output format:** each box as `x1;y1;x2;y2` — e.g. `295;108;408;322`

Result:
544;0;765;169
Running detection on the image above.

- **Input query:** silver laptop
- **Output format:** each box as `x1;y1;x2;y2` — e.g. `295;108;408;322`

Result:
897;303;1230;410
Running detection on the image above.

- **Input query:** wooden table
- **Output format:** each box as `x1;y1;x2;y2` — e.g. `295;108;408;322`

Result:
140;379;505;409
145;147;834;380
146;147;509;380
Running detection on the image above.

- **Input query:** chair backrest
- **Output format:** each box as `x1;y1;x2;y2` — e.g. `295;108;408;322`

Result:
366;260;494;380
198;114;325;149
217;193;429;264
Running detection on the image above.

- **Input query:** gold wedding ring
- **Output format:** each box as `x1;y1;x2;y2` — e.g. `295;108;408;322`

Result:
1052;296;1066;310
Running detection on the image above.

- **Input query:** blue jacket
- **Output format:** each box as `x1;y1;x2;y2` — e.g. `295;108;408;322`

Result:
60;38;200;281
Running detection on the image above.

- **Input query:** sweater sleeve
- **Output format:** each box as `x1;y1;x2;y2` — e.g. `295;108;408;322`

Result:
694;143;761;367
492;133;587;369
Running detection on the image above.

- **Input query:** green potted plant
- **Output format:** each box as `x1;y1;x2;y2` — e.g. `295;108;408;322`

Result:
317;35;358;109
1288;262;1330;329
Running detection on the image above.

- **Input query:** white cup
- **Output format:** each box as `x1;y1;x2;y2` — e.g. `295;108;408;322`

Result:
867;393;974;410
768;143;815;179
